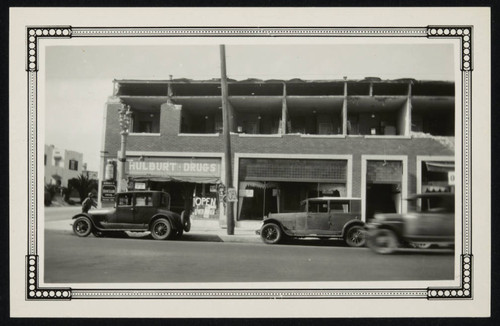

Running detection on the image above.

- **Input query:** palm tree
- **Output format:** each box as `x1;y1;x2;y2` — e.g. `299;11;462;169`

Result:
68;174;98;203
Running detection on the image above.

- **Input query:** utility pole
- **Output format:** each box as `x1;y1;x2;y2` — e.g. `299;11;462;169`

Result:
117;104;132;193
220;45;235;235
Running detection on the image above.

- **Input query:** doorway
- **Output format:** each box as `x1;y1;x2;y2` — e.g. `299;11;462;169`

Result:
362;157;406;221
365;183;401;221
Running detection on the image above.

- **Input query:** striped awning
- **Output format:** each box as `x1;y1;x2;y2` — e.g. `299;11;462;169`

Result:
425;161;455;173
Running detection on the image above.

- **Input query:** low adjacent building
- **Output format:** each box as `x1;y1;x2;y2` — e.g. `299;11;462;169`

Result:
44;145;84;188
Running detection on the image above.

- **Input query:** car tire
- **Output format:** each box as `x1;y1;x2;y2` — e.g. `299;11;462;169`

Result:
150;218;173;240
73;216;92;237
92;230;105;237
260;223;282;244
181;210;191;232
344;225;366;247
367;229;399;254
410;242;432;249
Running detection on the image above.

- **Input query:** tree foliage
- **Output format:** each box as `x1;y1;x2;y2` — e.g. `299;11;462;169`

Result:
68;174;98;203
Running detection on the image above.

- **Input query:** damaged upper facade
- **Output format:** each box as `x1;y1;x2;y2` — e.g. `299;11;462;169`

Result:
101;77;455;222
111;78;454;137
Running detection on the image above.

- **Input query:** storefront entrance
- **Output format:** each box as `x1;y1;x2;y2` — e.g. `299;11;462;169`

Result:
125;156;222;218
364;159;404;221
237;158;349;220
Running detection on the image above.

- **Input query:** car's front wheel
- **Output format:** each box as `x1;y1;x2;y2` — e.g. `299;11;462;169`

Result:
150;218;173;240
73;216;92;237
260;223;282;244
344;225;366;247
366;229;399;254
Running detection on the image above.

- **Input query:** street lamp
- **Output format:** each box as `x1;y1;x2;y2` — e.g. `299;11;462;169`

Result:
117;104;132;193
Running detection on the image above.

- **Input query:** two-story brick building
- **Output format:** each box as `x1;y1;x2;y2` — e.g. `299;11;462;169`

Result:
99;78;455;225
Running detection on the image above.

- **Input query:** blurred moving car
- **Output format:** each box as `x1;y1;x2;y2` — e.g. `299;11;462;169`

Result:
71;191;191;240
365;193;454;254
257;197;365;247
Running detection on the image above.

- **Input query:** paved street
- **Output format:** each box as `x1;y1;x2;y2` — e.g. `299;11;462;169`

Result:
44;207;455;283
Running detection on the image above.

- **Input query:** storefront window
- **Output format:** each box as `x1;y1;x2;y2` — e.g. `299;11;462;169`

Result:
192;183;219;219
238;158;348;220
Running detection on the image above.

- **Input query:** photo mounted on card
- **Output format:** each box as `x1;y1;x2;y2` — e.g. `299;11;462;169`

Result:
9;7;490;318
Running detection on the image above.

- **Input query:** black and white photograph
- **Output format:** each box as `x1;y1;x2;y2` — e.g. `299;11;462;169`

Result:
9;7;491;318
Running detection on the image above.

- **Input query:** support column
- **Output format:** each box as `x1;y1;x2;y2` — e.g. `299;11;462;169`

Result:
343;78;348;135
281;83;287;134
406;82;413;136
220;45;235;235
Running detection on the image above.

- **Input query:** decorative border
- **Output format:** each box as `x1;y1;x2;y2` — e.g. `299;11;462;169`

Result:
26;26;473;300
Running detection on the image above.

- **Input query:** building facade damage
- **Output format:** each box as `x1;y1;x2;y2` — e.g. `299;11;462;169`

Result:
99;77;455;224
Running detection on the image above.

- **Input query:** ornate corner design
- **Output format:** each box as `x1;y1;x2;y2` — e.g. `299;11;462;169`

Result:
26;27;72;72
26;255;72;300
427;255;472;299
427;26;472;71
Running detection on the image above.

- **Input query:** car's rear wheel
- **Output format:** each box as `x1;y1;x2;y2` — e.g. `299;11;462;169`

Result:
150;218;173;240
367;229;399;254
260;223;282;244
73;216;92;237
344;225;366;247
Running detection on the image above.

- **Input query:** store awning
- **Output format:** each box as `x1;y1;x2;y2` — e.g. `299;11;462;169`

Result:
131;176;221;184
425;161;455;173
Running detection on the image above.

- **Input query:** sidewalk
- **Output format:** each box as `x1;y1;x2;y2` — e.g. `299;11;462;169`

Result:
189;219;262;243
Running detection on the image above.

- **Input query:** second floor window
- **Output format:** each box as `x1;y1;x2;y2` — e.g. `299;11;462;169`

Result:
130;108;161;133
69;159;78;171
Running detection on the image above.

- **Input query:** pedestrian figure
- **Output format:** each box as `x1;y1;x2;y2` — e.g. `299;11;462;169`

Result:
82;192;97;213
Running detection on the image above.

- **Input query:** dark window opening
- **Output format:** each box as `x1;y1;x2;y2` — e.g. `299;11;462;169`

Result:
347;83;370;96
131;108;161;133
69;159;78;171
229;83;283;96
286;82;344;96
347;113;400;135
412;82;455;96
172;83;221;96
372;83;408;96
116;83;168;96
411;111;454;136
181;110;222;134
288;112;342;135
235;113;280;135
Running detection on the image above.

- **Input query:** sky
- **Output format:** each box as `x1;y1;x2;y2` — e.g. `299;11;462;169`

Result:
45;44;455;172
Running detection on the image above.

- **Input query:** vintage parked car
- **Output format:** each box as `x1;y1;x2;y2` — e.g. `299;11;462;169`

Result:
258;197;366;247
365;193;455;254
71;191;191;240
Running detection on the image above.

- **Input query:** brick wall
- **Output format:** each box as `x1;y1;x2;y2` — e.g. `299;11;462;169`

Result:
103;102;454;198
